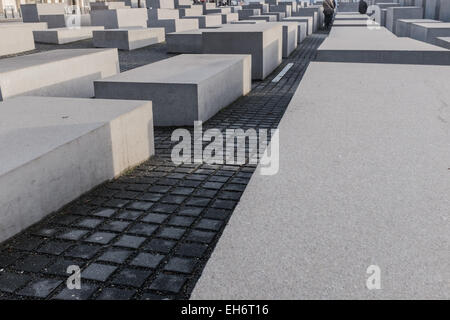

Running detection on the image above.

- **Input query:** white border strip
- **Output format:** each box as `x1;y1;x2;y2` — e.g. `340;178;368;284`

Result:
272;63;294;83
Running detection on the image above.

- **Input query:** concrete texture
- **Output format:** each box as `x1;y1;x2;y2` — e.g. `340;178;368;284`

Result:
247;15;277;22
267;21;298;57
147;8;180;20
424;0;440;20
201;23;283;80
38;14;66;28
147;17;199;33
264;12;286;21
165;29;204;53
295;7;320;30
230;19;265;24
93;27;165;50
33;27;105;45
21;3;65;23
146;0;175;9
435;36;450;49
182;14;222;28
0;49;119;100
270;4;292;18
0;96;154;243
283;16;313;35
386;6;424;34
212;12;239;24
332;19;374;27
395;18;441;37
90;2;128;10
0;22;48;31
243;3;269;14
316;26;450;65
94;54;251;126
191;62;450;300
238;8;261;20
179;6;203;17
334;14;370;20
0;24;35;57
440;0;450;22
410;22;450;46
91;8;148;29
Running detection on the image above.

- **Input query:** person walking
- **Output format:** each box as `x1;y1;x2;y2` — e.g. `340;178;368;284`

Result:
323;0;335;30
359;0;368;14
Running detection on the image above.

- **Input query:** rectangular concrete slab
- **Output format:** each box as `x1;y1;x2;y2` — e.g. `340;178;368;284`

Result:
21;3;65;22
0;22;48;31
435;36;450;49
395;18;441;37
182;14;222;27
247;15;277;22
238;8;261;20
38;14;66;28
147;8;180;20
166;28;204;53
91;8;148;29
93;27;165;50
410;22;450;46
386;6;423;34
0;25;35;57
147;17;199;32
0;96;154;243
267;21;298;56
230;20;265;24
94;54;251;126
33;27;105;44
316;26;450;65
191;62;450;299
201;23;283;80
332;19;376;27
283;16;313;35
0;49;119;100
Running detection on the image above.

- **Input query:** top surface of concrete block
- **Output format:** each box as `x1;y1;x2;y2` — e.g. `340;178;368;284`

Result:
191;61;450;299
0;96;150;176
0;49;119;100
96;53;249;84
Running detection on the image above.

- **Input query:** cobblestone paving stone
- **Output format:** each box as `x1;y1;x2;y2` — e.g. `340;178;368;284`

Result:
0;32;327;299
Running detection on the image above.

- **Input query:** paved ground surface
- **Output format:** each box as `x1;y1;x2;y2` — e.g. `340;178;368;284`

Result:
0;32;327;300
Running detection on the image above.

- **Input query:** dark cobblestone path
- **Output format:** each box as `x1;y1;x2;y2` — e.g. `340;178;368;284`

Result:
0;32;327;300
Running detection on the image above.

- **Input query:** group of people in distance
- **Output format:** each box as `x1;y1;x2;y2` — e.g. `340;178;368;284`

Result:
323;0;368;30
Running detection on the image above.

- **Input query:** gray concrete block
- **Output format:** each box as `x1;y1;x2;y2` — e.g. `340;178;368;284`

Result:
410;22;450;46
182;14;222;27
316;26;450;65
435;36;450;49
283;16;313;35
38;14;66;28
0;25;35;57
264;12;286;21
147;8;180;20
90;2;129;10
206;8;232;14
0;49;119;100
238;9;261;20
146;0;175;9
267;21;298;57
424;0;440;20
334;14;370;20
439;0;450;22
191;61;450;300
230;20;266;24
93;27;165;50
94;54;251;126
293;9;318;31
202;24;283;80
166;29;204;53
332;19;375;27
0;96;154;243
395;18;441;37
247;15;277;22
243;3;269;13
147;17;199;33
21;3;65;23
91;8;148;29
386;6;423;33
269;4;292;17
33;27;105;44
179;6;204;17
211;12;239;24
0;22;48;31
